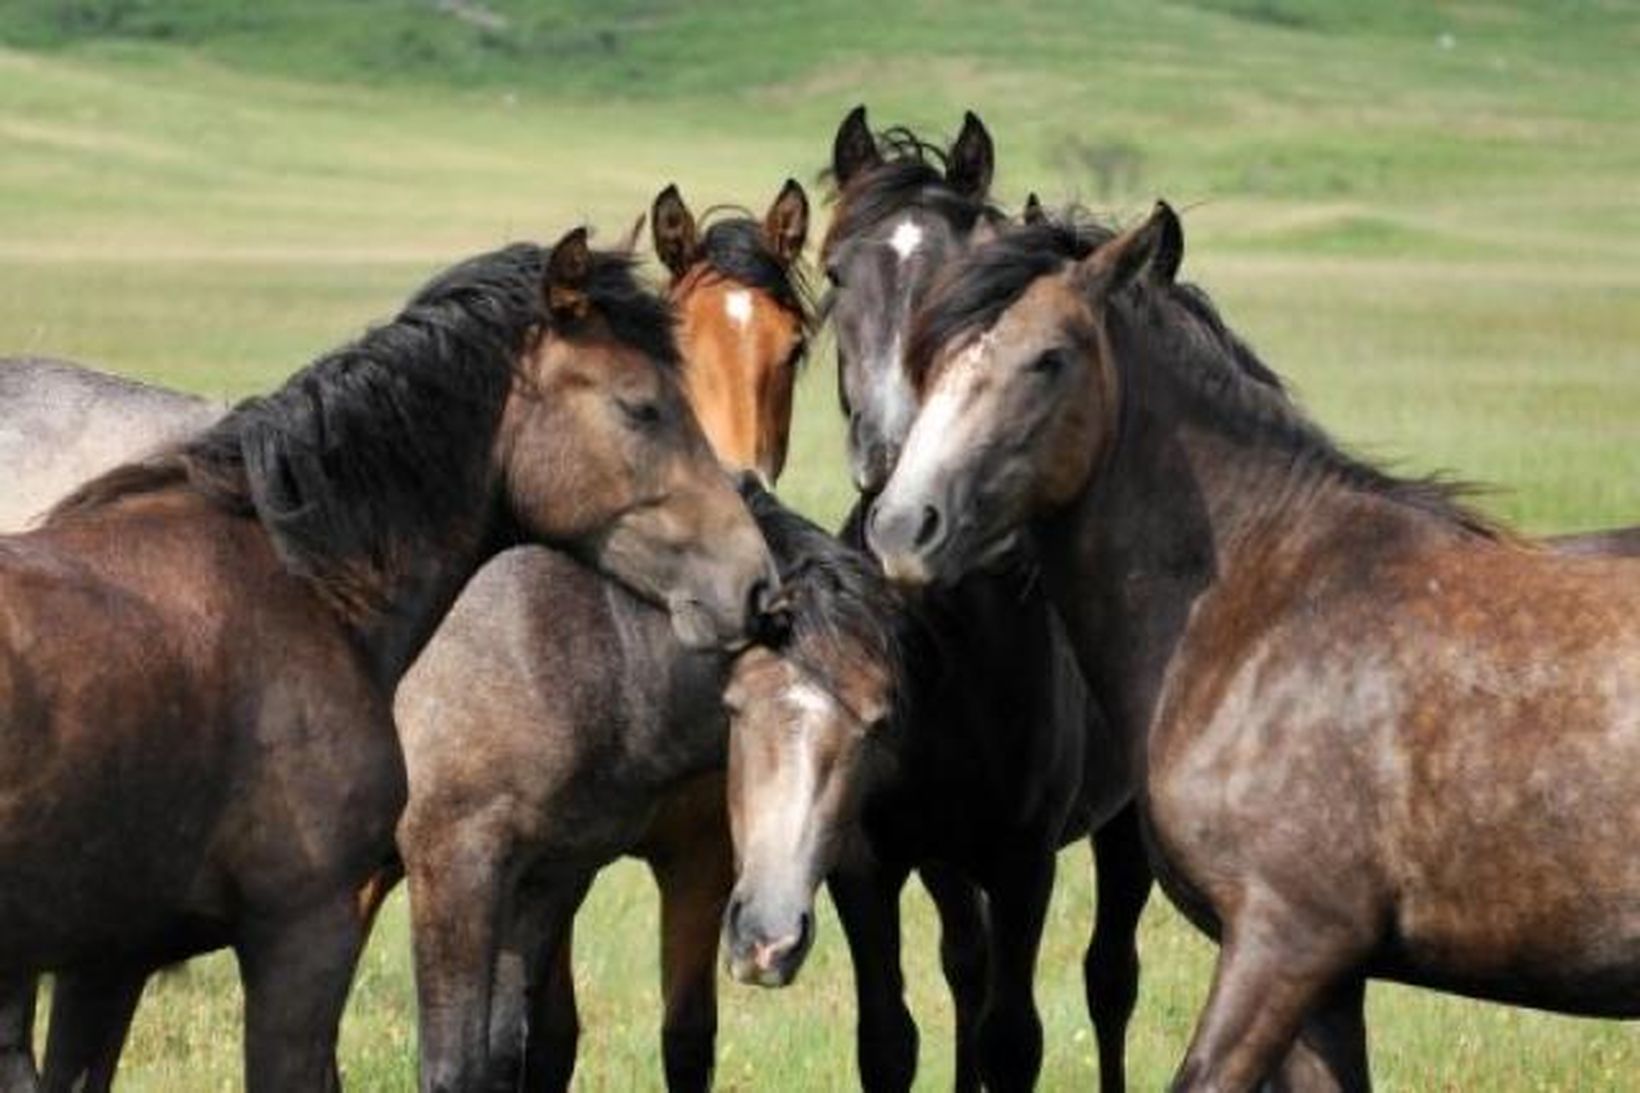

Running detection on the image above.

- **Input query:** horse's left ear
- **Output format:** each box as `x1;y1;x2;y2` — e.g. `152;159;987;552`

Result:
1081;201;1180;299
544;226;593;322
946;111;995;198
764;178;810;265
1021;192;1046;225
1151;200;1184;285
651;184;699;279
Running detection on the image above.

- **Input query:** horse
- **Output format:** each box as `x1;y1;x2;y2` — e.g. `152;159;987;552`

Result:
396;477;889;1093
0;226;778;1093
393;183;813;1092
869;202;1640;1091
0;358;223;530
818;105;1146;1092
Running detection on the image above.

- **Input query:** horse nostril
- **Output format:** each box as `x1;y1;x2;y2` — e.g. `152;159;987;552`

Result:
726;896;745;936
914;505;942;550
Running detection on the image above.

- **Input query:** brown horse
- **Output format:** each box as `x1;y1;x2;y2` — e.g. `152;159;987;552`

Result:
653;179;812;485
870;203;1640;1090
818;106;1148;1092
395;478;887;1093
390;189;812;1092
0;228;776;1093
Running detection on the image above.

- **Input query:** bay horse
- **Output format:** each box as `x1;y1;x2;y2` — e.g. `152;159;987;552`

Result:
394;183;813;1092
0;227;778;1093
870;203;1640;1090
820;105;1147;1092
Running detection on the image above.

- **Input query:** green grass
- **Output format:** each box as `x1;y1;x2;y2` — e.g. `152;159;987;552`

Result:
3;1;1640;1087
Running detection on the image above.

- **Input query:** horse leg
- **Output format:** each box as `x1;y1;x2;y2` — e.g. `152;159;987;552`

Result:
918;863;988;1093
829;862;918;1093
523;914;580;1093
0;975;39;1093
976;850;1055;1093
1169;895;1365;1093
651;834;733;1093
40;966;148;1093
405;834;510;1093
1269;978;1370;1093
236;896;365;1093
1087;803;1152;1093
502;872;590;1093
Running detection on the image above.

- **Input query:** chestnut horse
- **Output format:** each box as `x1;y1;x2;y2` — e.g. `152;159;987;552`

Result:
391;185;812;1092
0;228;777;1093
818;105;1146;1092
871;204;1640;1090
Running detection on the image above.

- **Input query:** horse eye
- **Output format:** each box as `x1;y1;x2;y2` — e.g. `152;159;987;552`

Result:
1032;350;1066;377
618;398;663;429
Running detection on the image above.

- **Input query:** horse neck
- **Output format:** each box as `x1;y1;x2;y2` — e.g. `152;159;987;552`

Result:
1036;360;1394;775
349;487;512;688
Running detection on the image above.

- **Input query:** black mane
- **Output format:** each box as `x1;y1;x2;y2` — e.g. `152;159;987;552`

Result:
821;126;1001;259
909;211;1502;538
51;240;679;612
906;214;1113;391
693;212;816;338
740;479;904;718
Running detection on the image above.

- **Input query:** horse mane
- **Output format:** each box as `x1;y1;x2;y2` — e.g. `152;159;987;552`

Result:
909;209;1505;540
820;125;1001;260
691;210;817;341
50;240;679;613
740;478;905;720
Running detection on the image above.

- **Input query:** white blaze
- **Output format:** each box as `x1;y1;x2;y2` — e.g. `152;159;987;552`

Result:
724;290;754;328
889;219;923;262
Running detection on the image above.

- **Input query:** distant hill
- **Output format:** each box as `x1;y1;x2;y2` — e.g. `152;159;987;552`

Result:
2;0;1634;102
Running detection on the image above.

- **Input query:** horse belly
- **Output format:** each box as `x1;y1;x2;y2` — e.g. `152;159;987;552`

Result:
0;585;229;970
1380;677;1640;1018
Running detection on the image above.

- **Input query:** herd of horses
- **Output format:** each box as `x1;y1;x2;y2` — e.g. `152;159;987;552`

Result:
0;103;1634;1092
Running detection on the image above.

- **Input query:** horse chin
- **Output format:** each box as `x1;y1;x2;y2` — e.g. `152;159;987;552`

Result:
666;596;746;652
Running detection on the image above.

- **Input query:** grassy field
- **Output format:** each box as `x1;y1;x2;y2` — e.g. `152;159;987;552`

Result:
3;0;1639;1087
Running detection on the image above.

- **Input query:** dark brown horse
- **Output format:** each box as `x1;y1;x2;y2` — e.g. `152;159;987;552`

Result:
870;204;1640;1090
817;106;1147;1092
388;190;813;1092
0;228;776;1093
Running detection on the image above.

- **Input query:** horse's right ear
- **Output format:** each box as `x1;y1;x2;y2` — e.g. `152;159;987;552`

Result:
832;104;880;187
544;226;593;321
651;184;699;279
1022;192;1046;226
946;111;995;198
1080;201;1180;300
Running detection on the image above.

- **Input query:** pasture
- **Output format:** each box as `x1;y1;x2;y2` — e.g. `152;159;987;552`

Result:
2;1;1638;1087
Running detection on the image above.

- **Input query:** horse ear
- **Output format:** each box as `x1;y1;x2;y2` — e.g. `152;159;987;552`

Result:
1151;200;1184;285
832;104;880;187
764;178;810;265
650;184;699;279
1022;192;1045;225
946;111;994;198
544;226;593;321
1081;201;1179;299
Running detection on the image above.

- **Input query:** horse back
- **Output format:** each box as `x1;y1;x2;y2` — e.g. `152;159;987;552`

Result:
1150;525;1640;1014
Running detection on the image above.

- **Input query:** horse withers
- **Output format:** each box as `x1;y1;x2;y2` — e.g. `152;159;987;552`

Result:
870;203;1640;1090
0;228;776;1093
